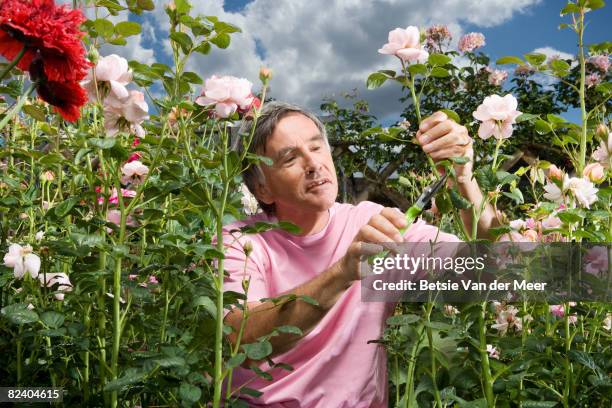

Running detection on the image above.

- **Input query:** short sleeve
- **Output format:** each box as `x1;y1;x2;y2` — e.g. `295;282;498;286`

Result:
217;228;269;318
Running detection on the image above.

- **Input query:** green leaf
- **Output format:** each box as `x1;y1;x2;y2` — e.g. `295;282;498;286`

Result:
1;304;39;325
366;72;389;89
558;210;584;224
560;3;581;15
428;53;451;66
524;53;546;66
226;353;246;369
114;21;141;37
170;32;193;53
430;67;449;78
386;314;420;326
515;113;539;123
136;0;155;11
210;33;231;49
521;402;559;408
408;64;427;76
550;59;571;72
496;56;524;65
585;0;605;10
89;137;117;149
449;188;472;210
23;105;46;121
440;109;460;123
41;311;65;329
534;119;553;135
214;21;241;34
174;0;192;14
242;340;272;360
179;383;201;403
94;18;114;38
546;114;567;125
193;41;212;55
181;71;202;84
193;296;216;317
502;188;524;204
55;197;79;217
103;370;147;391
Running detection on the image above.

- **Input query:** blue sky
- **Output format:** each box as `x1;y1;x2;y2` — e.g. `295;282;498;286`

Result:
104;0;610;125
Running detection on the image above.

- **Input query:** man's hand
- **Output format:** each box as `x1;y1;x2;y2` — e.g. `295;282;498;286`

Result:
339;207;407;282
416;111;474;176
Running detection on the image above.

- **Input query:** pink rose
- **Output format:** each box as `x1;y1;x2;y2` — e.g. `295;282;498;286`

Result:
588;54;610;72
97;188;137;205
82;54;132;103
425;24;452;52
195;75;254;118
3;244;40;279
106;209;137;233
486;68;508;86
592;133;612;166
583;162;606;183
549;304;565;318
378;26;429;63
38;272;73;301
121;160;149;185
486;344;500;359
584;246;608;275
458;32;485;53
472;94;522;140
546;164;564;181
104;90;149;138
585;73;601;88
541;214;562;230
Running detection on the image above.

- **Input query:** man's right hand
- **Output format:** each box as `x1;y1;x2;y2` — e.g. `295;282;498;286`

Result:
339;207;408;282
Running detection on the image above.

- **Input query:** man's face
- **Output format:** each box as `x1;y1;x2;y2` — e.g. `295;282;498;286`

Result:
257;113;338;216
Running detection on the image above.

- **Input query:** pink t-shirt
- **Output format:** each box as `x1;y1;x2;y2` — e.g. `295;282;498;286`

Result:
221;201;459;407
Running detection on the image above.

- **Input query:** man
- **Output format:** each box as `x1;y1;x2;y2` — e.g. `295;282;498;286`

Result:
221;101;498;407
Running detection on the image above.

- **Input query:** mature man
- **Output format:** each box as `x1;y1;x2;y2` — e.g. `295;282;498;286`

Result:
221;101;498;407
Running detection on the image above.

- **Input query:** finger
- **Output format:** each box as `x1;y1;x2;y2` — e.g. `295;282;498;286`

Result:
356;242;385;257
359;223;401;245
369;215;405;243
422;133;457;154
380;207;408;231
419;111;447;133
428;146;470;161
419;120;453;146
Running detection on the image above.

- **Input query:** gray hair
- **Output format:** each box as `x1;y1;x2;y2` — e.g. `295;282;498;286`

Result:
236;101;329;215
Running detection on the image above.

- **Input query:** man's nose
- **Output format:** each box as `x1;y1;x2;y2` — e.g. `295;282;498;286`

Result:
304;151;322;175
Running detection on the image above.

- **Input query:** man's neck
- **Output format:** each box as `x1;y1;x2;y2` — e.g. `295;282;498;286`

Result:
275;206;331;236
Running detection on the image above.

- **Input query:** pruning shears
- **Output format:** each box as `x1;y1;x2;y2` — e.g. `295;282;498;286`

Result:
399;173;448;233
369;174;448;263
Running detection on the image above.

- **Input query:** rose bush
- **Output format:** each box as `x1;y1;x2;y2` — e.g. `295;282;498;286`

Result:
0;1;610;408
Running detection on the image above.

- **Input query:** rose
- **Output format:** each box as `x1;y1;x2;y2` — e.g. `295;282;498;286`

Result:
195;75;255;118
104;90;149;138
583;162;606;183
546;164;564;181
82;54;132;103
378;26;429;63
38;272;72;301
458;32;485;53
472;94;522;140
3;244;41;279
592;133;612;166
121;160;149;185
584;246;608;275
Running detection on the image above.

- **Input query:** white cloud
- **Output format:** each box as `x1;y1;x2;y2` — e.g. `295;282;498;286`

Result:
133;0;543;119
531;46;575;62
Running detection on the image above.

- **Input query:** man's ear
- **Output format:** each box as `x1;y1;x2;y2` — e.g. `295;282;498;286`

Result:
254;182;274;205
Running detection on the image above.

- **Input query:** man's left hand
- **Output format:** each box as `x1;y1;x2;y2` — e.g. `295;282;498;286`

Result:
415;111;473;175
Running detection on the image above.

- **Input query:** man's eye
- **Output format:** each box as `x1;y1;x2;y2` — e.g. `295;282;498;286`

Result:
285;156;296;163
